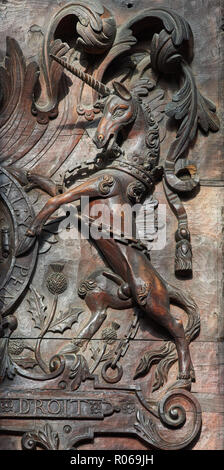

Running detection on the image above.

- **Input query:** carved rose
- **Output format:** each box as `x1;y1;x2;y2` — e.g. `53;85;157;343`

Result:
122;403;136;414
0;400;13;412
89;401;102;415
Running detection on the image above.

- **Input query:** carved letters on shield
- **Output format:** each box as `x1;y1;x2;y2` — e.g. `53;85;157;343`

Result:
0;0;220;451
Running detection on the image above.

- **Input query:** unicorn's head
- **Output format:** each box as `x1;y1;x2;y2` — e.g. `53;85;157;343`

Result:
50;54;138;154
93;81;137;151
50;54;160;174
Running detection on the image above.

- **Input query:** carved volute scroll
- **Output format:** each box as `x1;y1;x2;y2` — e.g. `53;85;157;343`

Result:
0;0;222;452
32;1;116;124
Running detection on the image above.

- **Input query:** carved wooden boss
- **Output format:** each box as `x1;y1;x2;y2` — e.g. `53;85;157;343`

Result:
0;1;219;450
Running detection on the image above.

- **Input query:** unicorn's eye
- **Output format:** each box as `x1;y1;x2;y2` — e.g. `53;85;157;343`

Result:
112;108;126;118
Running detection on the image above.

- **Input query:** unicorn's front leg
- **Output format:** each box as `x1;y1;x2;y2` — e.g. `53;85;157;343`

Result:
26;172;115;237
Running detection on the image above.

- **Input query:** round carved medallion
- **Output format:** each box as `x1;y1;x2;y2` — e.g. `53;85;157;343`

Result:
0;167;38;316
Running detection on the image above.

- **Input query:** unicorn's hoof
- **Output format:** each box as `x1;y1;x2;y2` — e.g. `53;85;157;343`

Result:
177;372;191;380
16;234;37;256
26;223;42;237
26;228;36;237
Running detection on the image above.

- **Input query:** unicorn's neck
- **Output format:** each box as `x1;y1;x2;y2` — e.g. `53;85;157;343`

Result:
122;105;148;158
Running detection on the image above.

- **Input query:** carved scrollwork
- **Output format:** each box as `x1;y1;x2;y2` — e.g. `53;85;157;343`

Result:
127;181;146;204
32;1;116;123
135;388;201;450
158;390;187;428
32;39;70;124
52;1;116;55
98;174;115;195
78;279;98;298
73;2;116;54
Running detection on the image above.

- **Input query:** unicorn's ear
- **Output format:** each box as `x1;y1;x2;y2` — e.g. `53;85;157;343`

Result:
112;81;132;101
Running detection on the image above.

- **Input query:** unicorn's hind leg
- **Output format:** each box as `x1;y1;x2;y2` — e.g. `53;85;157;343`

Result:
75;290;108;352
129;274;193;380
145;298;193;380
144;300;192;379
165;281;200;380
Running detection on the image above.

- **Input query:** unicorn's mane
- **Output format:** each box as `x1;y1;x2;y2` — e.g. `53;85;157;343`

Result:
131;80;160;170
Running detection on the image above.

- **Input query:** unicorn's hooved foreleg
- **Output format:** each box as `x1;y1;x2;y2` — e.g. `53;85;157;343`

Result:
26;196;60;236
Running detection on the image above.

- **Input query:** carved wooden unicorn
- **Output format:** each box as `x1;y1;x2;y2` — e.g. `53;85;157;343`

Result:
20;54;200;388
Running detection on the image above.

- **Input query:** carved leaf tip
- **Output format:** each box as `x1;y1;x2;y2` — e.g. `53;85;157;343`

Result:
198;93;220;134
27;285;47;330
48;307;83;334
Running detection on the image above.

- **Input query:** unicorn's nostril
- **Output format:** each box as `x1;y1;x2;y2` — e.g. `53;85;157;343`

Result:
98;134;104;142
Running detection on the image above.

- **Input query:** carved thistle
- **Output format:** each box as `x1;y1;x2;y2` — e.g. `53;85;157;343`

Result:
0;0;220;451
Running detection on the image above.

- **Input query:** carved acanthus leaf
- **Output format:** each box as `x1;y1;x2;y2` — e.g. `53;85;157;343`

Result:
22;423;59;450
109;24;137;56
69;354;91;391
75;2;116;54
92;24;137;97
142;7;193;55
162;61;219;197
165;63;220;161
132;77;156;97
134;410;159;444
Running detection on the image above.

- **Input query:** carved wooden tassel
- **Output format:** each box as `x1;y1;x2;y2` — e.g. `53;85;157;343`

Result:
175;226;192;276
50;54;111;97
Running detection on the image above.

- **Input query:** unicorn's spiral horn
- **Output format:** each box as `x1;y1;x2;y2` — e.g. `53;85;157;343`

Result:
50;54;111;97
